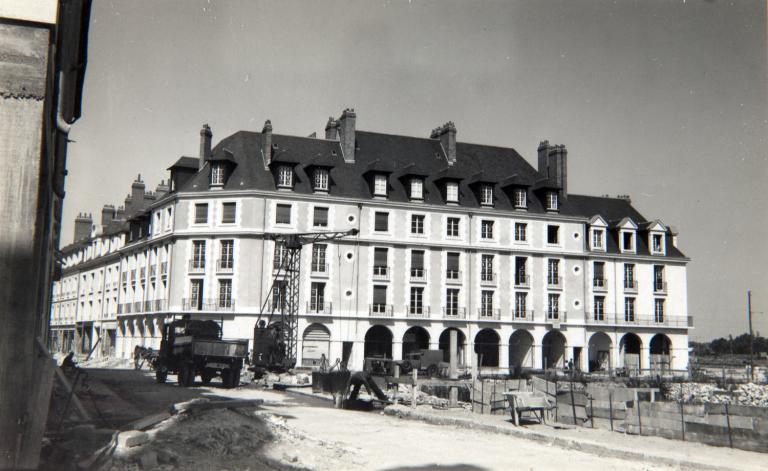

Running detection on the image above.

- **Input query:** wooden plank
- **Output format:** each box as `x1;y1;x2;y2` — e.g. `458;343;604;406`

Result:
121;411;172;431
172;399;264;414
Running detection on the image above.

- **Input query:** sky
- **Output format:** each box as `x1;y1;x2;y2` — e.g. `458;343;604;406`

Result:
62;0;768;341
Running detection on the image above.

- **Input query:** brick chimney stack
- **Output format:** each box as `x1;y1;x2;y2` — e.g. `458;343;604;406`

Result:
431;122;457;165
131;174;145;212
116;205;125;220
73;212;92;242
261;120;273;168
101;205;115;226
155;179;170;199
337;108;356;162
199;124;212;170
324;117;338;140
537;140;568;199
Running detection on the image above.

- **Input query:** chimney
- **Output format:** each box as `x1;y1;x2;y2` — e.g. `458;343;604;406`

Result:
101;205;115;226
116;205;125;220
74;212;92;242
124;194;132;214
337;108;356;162
155;179;170;199
537;140;550;178
131;174;145;212
324;117;338;140
431;122;457;165
550;145;568;198
261;120;273;167
199;124;212;170
145;191;156;204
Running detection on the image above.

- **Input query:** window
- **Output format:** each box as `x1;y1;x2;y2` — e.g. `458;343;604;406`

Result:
446;217;460;237
547;225;559;244
410;250;425;278
515;257;528;285
593;261;605;288
211;163;224;186
311;244;327;272
310;282;325;311
194;203;208;224
153;211;161;234
218;279;232;308
514;188;527;209
481;254;494;282
515;292;527;318
277;165;293;188
165;208;172;230
313;168;329;191
275;204;291;224
547;294;560;319
410;287;424;314
480;184;494;206
592;229;604;250
373;248;388;276
313;207;329;227
624;264;635;289
446;252;460;279
273;242;287;270
480;220;494;239
593;296;605;320
445;289;459;316
272;282;286;311
547;259;560;286
480;290;494;317
652;234;664;254
622;232;634;252
514;222;527;242
624;297;635;322
192;241;206;269
220;240;234;270
411;214;425;234
654;299;665;323
372;285;387;313
374;174;387;196
374;211;389;232
222;202;236;224
546;191;559;211
410;178;423;200
654;265;665;292
190;279;203;310
445;181;459;203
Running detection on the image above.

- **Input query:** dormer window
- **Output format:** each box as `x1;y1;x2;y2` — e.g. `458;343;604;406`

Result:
480;184;493;206
445;181;459;203
410;178;424;200
651;233;664;255
277;165;293;188
545;191;559;211
211;163;224;186
591;229;605;251
374;174;387;197
313;168;329;192
514;188;527;209
622;231;635;252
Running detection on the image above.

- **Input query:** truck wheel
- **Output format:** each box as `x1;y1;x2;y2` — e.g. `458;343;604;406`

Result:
230;367;241;388
426;365;438;378
179;364;195;387
221;369;233;388
201;370;214;385
399;361;412;374
155;369;168;384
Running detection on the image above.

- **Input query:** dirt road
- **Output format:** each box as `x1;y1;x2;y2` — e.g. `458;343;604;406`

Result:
50;368;672;471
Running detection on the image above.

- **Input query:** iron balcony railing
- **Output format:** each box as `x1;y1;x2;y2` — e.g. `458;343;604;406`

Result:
189;260;205;272
442;306;466;319
624;280;638;292
546;310;567;322
372;266;390;281
514;275;530;288
153;299;167;311
181;297;235;312
306;301;332;315
143;300;152;312
410;268;427;283
593;278;607;291
406;305;430;318
445;269;462;283
582;313;689;327
479;272;497;286
132;301;142;313
478;308;501;320
512;310;534;321
217;259;234;273
310;263;329;276
369;304;393;317
547;276;563;289
654;281;667;294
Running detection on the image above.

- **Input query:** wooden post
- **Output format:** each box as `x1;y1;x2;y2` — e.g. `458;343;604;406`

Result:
411;368;417;408
608;390;614;431
636;400;642;435
680;400;685;441
481;379;485;414
569;379;577;426
589;396;595;428
392;363;400;405
725;402;733;448
449;329;458;407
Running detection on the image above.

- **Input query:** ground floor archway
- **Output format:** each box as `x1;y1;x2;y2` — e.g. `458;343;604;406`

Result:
474;328;500;367
509;330;534;371
364;325;393;359
620;333;642;372
302;323;331;367
588;332;612;372
402;326;430;358
649;333;671;373
542;330;566;369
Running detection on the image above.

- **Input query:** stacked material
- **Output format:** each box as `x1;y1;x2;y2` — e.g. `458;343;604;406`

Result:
667;382;768;407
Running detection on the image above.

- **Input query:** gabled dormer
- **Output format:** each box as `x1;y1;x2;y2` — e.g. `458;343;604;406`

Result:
588;215;608;252
646;220;667;256
500;175;530;211
397;165;429;202
616;217;638;254
434;167;464;205
362;160;395;199
209;149;236;189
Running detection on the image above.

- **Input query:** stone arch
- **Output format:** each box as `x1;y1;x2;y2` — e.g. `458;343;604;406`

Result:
619;333;642;372
588;332;612;372
509;330;534;371
364;325;393;359
402;326;430;358
474;328;500;367
649;333;672;374
542;330;567;369
439;328;467;366
302;323;331;367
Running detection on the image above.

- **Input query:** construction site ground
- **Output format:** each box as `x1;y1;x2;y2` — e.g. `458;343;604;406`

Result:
43;366;766;471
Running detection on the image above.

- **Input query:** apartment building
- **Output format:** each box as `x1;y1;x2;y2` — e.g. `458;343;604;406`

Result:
50;109;691;374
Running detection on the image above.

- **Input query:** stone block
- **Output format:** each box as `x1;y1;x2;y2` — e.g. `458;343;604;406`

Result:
116;430;149;449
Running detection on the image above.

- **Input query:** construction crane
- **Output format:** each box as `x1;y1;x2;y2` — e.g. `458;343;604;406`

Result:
251;228;358;374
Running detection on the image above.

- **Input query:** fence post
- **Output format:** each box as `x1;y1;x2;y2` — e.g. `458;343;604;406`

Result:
636;399;642;435
608;389;614;432
725;402;733;448
569;377;577;426
679;399;685;441
411;369;417;409
481;379;485;414
589;396;595;428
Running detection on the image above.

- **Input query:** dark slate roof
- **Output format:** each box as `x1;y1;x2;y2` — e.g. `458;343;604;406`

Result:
168;156;200;170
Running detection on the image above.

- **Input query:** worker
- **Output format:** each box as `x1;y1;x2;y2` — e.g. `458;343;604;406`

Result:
61;351;77;373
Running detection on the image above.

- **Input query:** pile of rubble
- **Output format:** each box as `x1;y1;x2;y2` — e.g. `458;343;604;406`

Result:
387;384;470;409
666;382;768;407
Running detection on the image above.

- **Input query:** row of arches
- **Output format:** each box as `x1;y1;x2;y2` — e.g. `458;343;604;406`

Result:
301;323;673;371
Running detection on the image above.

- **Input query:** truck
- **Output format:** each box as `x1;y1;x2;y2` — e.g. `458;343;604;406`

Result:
153;318;249;388
398;349;449;378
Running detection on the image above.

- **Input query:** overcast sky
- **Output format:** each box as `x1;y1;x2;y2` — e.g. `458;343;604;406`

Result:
62;0;767;341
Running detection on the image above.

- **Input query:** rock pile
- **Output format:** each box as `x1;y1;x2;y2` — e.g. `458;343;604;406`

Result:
667;382;768;407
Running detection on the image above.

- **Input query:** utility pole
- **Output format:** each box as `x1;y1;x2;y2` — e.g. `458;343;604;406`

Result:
748;290;754;381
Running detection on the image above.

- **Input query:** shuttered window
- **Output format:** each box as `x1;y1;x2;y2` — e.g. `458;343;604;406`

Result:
194;203;208;224
374;212;388;232
411;250;424;269
222;202;236;223
275;204;291;224
447;252;459;271
373;285;387;304
374;248;388;267
313;207;328;227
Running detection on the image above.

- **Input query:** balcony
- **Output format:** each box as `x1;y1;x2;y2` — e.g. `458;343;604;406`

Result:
217;259;234;273
189;260;205;273
369;303;393;317
512;310;534;322
410;268;427;283
132;301;143;313
479;272;497;286
546;310;567;323
547;276;563;290
152;299;167;311
372;266;390;282
624;280;638;293
584;312;610;324
445;270;462;284
181;297;235;312
117;303;131;314
514;275;530;289
593;278;607;291
477;308;501;320
442;307;467;319
310;263;329;277
406;305;430;318
144;300;152;312
306;301;332;315
583;313;689;328
654;281;667;294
